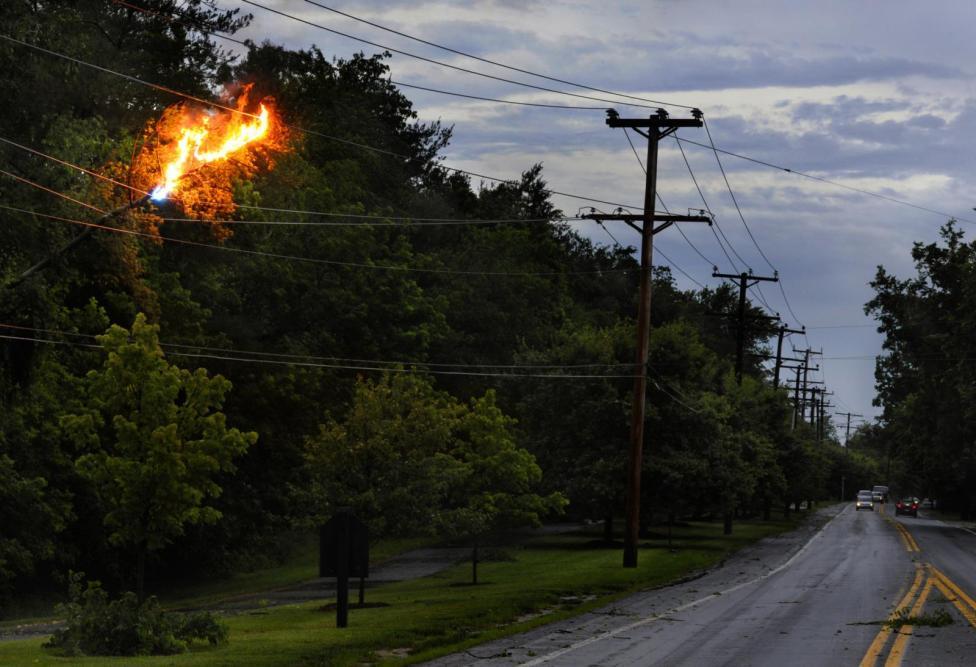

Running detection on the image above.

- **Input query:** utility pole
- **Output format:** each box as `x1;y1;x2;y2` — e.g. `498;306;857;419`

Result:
835;411;862;502
793;347;822;422
786;365;803;429
818;393;834;442
774;325;805;389
835;412;864;447
582;108;707;569
712;271;779;384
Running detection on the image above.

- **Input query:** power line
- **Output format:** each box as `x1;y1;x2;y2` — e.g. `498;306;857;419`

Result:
0;198;633;277
618;128;708;288
113;2;976;225
672;133;749;272
702;117;777;272
0;322;635;371
697;119;806;326
112;1;606;112
237;0;673;112
0;33;646;212
0;132;582;225
674;135;976;225
0;332;643;378
387;80;605;110
298;0;696;111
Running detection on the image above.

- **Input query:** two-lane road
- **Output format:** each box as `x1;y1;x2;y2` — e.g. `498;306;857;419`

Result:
426;504;976;666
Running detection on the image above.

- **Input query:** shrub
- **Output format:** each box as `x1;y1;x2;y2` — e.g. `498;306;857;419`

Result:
44;572;228;656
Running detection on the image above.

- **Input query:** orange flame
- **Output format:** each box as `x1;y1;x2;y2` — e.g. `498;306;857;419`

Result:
150;90;273;202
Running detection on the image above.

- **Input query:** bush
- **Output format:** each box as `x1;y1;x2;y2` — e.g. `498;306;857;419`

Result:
44;572;228;656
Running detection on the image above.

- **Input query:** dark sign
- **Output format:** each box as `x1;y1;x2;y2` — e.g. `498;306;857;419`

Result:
319;508;369;628
319;509;369;578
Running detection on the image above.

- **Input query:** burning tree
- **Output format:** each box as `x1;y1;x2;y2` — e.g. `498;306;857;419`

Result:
130;85;284;234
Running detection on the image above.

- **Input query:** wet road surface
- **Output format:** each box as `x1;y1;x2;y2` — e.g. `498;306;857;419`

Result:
426;504;976;666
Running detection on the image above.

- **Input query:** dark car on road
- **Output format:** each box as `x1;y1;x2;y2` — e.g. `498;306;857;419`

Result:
895;497;919;517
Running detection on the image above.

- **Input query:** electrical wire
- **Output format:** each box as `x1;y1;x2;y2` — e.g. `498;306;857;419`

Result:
675;135;976;225
385;80;606;110
702;118;776;272
298;0;696;111
0;33;646;212
0;332;644;378
1;132;584;225
672;133;748;272
236;0;671;112
0;198;634;277
0;322;636;371
618;127;709;288
114;1;976;225
112;1;607;112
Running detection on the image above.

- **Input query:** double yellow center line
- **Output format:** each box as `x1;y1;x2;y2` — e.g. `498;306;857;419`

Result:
860;519;976;666
892;521;920;553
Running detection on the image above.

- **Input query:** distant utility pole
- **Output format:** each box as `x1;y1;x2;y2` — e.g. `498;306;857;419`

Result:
582;108;708;569
835;411;862;502
818;392;834;442
835;412;864;447
774;324;805;389
785;365;803;429
794;347;822;422
711;270;779;384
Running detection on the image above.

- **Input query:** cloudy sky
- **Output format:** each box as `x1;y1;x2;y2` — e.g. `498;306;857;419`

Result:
227;0;976;426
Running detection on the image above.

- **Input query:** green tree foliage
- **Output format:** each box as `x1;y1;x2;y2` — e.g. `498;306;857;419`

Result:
866;222;976;514
45;572;227;657
304;373;565;582
61;314;256;596
0;0;854;606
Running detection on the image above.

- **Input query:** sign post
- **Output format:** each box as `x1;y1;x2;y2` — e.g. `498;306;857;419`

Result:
320;508;369;628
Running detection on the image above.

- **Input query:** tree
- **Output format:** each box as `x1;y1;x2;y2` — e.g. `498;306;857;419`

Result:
62;314;256;598
438;390;567;584
866;222;976;515
304;373;565;584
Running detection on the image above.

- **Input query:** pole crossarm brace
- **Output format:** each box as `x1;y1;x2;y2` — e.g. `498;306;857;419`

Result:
581;213;711;235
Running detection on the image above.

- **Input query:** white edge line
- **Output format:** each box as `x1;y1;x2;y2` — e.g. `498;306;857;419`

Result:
520;506;847;666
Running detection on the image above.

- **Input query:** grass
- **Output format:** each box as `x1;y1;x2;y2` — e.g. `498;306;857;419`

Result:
157;535;433;610
885;607;954;629
0;518;798;666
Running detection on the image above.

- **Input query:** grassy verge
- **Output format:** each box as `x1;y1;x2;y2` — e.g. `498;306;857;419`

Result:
0;517;799;666
158;535;434;610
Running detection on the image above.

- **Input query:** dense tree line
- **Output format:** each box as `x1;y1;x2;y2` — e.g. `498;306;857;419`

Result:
865;222;976;516
0;1;852;610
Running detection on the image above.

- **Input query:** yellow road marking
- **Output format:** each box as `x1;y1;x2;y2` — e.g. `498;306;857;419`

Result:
882;514;920;553
884;574;935;667
930;566;976;630
895;523;920;552
859;564;925;667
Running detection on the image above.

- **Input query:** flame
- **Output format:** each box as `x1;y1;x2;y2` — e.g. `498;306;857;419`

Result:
150;91;273;202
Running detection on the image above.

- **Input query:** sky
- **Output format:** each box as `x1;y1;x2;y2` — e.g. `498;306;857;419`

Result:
225;0;976;426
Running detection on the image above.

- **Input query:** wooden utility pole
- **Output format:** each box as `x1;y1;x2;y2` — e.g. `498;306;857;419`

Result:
582;108;707;568
835;411;864;447
712;271;779;384
818;392;834;442
793;347;822;422
774;325;805;389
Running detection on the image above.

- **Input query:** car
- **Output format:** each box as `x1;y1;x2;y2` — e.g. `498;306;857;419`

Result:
895;497;919;517
873;485;890;502
872;491;884;503
856;490;874;511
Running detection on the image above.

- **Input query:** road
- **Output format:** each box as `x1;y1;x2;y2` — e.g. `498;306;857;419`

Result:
425;503;976;666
